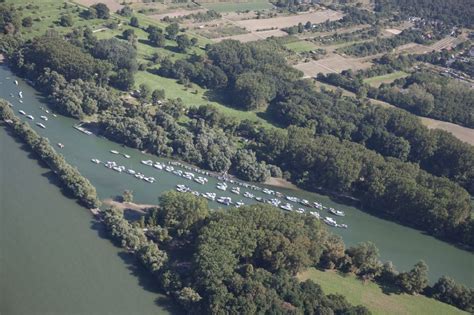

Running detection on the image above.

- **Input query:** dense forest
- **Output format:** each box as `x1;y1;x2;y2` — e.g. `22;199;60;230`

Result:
374;0;474;28
1;24;473;248
100;191;474;313
0;100;100;208
376;71;474;128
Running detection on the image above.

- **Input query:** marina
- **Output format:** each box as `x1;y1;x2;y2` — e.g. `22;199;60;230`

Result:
1;65;473;286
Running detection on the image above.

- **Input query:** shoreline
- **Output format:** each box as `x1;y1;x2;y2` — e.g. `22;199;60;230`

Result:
0;54;4;63
102;198;157;213
264;177;298;190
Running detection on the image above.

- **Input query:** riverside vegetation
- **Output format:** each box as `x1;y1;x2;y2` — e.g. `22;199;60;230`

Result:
0;100;100;208
100;191;474;313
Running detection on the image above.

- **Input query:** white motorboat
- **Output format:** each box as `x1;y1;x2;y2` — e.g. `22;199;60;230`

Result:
91;158;101;164
217;197;232;205
329;208;345;217
40;115;48;121
280;203;293;211
36;122;46;129
18;110;26;115
338;223;348;229
296;208;305;214
235;201;245;207
324;217;338;227
243;191;254;199
286;196;299;203
231;187;240;194
202;192;216;200
300;199;310;206
110;150;119;154
127;169;136;175
153;163;163;170
57;143;64;148
26;115;34;120
18;91;23;98
313;202;323;209
310;211;320;219
123;154;131;159
14;80;18;85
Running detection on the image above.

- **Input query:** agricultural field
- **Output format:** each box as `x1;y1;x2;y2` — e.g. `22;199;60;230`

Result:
284;40;319;53
294;55;372;77
363;71;409;87
234;9;343;32
299;269;467;315
201;0;274;13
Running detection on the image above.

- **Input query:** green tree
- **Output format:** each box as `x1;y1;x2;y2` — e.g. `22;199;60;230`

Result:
59;14;74;27
122;190;133;203
165;22;179;39
21;16;32;27
176;34;191;52
152;89;165;105
130;16;139;27
91;3;109;19
398;260;429;294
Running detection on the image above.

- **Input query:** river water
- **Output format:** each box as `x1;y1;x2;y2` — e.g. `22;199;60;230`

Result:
0;63;472;297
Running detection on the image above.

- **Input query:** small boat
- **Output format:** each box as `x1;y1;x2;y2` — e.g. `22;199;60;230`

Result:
313;202;323;210
45;110;50;114
280;203;293;211
286;196;299;203
235;201;245;208
202;192;216;200
110;150;119;154
123;154;131;159
338;223;348;229
91;158;101;164
217;196;232;205
18;99;23;103
300;199;310;206
14;80;18;85
255;197;263;202
262;188;274;195
144;177;155;183
296;208;305;214
310;211;320;219
153;163;163;170
7;103;13;107
40;115;48;121
18;110;26;115
323;217;337;227
26;115;34;120
127;169;136;175
243;191;254;199
141;160;153;166
52;114;57;117
36;122;46;129
57;143;64;148
329;208;345;217
231;187;240;194
18;91;23;98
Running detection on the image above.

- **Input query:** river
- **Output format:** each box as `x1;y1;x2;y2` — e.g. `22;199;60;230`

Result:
0;63;472;292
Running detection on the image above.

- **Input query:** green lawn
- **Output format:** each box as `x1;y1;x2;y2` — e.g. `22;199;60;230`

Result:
363;71;409;87
134;71;272;126
299;268;466;315
284;40;319;53
202;0;273;12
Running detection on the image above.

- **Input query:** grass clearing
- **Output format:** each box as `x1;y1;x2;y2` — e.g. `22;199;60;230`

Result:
284;40;319;53
364;71;409;87
202;0;273;13
299;269;466;315
134;71;273;127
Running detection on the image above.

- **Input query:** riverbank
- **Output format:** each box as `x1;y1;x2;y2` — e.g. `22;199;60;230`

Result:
102;198;157;213
264;176;298;189
0;54;4;63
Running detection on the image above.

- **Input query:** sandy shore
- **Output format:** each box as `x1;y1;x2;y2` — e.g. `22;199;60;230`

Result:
264;177;298;190
102;198;157;213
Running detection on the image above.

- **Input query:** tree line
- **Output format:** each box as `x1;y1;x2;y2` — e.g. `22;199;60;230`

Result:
101;191;473;313
0;100;100;208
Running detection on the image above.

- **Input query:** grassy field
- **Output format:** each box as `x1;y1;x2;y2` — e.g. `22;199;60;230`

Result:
363;71;409;87
202;0;273;13
284;40;319;53
299;269;466;315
